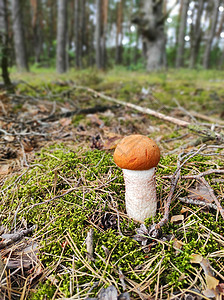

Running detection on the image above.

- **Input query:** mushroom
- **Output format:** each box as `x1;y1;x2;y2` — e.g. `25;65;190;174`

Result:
113;134;160;222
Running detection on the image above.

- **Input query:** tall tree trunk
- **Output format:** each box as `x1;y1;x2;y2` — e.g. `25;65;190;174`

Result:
30;0;42;64
175;0;189;68
132;0;166;71
74;0;81;68
47;0;56;60
203;0;220;69
189;0;204;68
101;0;108;69
134;29;139;65
95;0;102;69
0;0;12;88
56;0;67;73
80;0;86;59
11;0;29;71
115;0;123;64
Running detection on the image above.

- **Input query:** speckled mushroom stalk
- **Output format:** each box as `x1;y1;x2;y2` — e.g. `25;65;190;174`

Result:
113;135;160;222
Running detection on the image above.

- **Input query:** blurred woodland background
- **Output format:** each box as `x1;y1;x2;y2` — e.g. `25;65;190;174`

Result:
1;0;224;84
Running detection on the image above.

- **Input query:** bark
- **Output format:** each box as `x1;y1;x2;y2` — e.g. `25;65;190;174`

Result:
47;0;56;60
132;0;166;71
115;0;123;64
175;0;189;68
203;0;220;69
101;0;108;69
30;0;42;63
80;0;86;58
11;0;29;71
189;0;204;68
0;0;12;87
74;0;81;68
56;0;68;73
95;0;102;69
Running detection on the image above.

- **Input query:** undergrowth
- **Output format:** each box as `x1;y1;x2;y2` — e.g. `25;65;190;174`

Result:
1;144;224;299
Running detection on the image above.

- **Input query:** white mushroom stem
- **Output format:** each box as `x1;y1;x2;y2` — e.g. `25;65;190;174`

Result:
122;168;157;222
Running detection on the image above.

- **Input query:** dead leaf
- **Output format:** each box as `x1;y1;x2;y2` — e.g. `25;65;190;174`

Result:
173;239;184;251
103;134;123;150
22;139;34;152
0;164;9;175
206;274;219;290
180;207;189;213
188;181;213;203
216;283;224;294
87;114;104;127
202;288;217;298
3;135;14;142
170;215;184;223
190;254;213;276
59;117;72;127
190;254;203;264
37;104;49;113
191;254;220;297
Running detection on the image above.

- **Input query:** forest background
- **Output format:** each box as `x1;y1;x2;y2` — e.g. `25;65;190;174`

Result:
1;1;224;300
1;0;224;81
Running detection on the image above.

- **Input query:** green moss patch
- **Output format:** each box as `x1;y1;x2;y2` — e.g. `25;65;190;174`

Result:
1;145;224;299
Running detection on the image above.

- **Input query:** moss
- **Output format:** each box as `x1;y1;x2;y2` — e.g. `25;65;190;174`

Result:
1;142;224;298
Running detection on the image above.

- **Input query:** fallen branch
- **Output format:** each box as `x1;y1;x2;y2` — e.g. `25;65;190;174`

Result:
73;85;224;143
149;145;206;238
183;175;224;220
26;104;119;124
0;225;36;249
179;197;217;210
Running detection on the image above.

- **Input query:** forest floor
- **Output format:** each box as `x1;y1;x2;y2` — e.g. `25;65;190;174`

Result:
0;67;224;299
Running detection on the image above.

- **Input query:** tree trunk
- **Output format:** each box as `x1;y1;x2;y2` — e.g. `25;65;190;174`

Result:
95;0;102;69
74;0;81;68
56;0;67;73
115;0;123;64
203;0;220;69
0;0;12;88
11;0;29;71
47;0;56;60
30;0;42;64
175;0;189;68
132;0;166;71
189;0;204;68
80;0;86;58
101;0;108;69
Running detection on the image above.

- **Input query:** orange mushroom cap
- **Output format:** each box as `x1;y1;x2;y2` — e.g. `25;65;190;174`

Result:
113;134;160;170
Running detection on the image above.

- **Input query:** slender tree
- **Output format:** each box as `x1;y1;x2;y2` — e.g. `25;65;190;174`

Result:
189;0;204;68
101;0;108;68
115;0;123;64
95;0;102;69
47;0;57;60
80;0;86;59
203;0;221;69
0;0;12;87
11;0;29;71
30;0;43;63
132;0;166;71
56;0;68;73
74;0;81;68
175;0;189;68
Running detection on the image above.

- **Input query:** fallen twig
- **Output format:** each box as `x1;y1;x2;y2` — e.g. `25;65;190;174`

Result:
186;176;224;220
149;145;206;238
72;85;224;143
179;197;217;209
0;225;36;249
26;104;119;124
86;228;94;261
